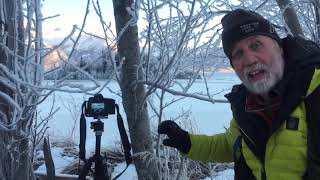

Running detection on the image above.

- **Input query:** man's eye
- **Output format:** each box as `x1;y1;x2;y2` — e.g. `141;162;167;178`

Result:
232;50;242;60
251;41;262;50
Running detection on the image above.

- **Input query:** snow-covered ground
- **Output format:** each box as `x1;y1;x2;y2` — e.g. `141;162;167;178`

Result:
36;72;240;179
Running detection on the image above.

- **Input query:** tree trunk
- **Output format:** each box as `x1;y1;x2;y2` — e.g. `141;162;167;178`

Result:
43;137;55;180
112;1;160;180
5;0;16;71
17;0;25;60
276;0;304;37
312;0;320;43
0;0;7;65
0;1;34;180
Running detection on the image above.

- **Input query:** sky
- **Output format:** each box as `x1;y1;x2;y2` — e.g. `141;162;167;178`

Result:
42;0;115;40
41;0;218;42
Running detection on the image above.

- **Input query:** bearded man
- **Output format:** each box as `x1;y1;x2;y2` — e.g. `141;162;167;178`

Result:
158;9;320;180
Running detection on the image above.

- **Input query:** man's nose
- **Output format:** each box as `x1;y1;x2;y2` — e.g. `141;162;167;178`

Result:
243;51;258;66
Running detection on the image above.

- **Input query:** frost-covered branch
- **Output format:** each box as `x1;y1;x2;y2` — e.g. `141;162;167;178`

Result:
140;80;228;103
92;0;121;82
67;0;91;60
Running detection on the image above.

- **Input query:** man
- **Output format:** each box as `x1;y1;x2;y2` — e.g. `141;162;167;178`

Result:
158;9;320;180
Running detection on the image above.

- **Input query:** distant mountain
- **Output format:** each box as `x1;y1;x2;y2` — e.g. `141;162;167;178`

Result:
44;35;108;67
43;35;115;80
44;34;106;54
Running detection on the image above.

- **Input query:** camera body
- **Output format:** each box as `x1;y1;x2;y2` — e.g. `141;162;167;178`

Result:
84;94;115;119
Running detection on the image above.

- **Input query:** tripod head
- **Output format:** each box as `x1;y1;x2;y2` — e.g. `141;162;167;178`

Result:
91;120;104;133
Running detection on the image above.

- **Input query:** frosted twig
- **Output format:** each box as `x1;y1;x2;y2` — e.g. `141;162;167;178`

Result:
139;80;229;103
67;0;91;61
41;14;60;21
92;0;121;82
133;151;158;167
0;91;21;114
41;25;77;59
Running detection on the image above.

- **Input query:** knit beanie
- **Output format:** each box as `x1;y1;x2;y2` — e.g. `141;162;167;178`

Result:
221;9;281;62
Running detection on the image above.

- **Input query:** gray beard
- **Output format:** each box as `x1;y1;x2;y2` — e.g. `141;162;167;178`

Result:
237;55;285;95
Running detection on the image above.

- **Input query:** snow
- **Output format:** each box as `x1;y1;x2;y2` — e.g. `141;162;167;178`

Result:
36;147;76;174
36;72;240;179
112;163;138;180
203;169;234;180
111;163;235;180
35;151;234;180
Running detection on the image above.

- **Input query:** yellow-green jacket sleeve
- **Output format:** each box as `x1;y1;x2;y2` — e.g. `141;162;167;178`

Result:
186;119;240;162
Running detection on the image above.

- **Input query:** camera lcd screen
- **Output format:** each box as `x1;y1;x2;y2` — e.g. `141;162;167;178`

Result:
91;103;105;113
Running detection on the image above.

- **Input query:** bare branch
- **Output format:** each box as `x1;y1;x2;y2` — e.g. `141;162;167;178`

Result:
140;81;228;103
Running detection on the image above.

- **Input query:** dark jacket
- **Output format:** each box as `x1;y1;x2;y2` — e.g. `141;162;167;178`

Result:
187;36;320;180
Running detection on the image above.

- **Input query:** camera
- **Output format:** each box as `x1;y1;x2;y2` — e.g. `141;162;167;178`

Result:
84;94;116;118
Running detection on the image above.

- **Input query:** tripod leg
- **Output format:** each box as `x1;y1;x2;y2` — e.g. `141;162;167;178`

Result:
79;157;94;180
94;154;109;180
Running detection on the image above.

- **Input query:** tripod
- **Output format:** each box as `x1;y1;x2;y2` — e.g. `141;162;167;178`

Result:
79;97;132;180
79;119;109;180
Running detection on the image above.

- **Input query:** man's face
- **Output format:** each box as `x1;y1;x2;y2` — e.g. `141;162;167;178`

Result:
231;35;285;95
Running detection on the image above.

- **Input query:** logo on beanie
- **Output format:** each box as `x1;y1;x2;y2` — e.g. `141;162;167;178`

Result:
269;24;275;33
240;22;259;34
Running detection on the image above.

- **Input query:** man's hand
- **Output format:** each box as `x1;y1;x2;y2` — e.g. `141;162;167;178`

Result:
157;120;191;154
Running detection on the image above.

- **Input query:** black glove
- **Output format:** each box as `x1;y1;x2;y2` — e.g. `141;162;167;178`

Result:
157;120;191;154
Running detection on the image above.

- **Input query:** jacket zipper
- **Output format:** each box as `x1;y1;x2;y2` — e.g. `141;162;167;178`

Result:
234;118;268;180
261;149;267;180
261;162;266;180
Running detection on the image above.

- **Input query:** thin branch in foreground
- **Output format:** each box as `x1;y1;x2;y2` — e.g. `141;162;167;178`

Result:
139;81;229;103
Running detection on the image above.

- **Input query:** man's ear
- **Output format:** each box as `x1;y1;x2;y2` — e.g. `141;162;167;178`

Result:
278;43;284;56
272;37;283;55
